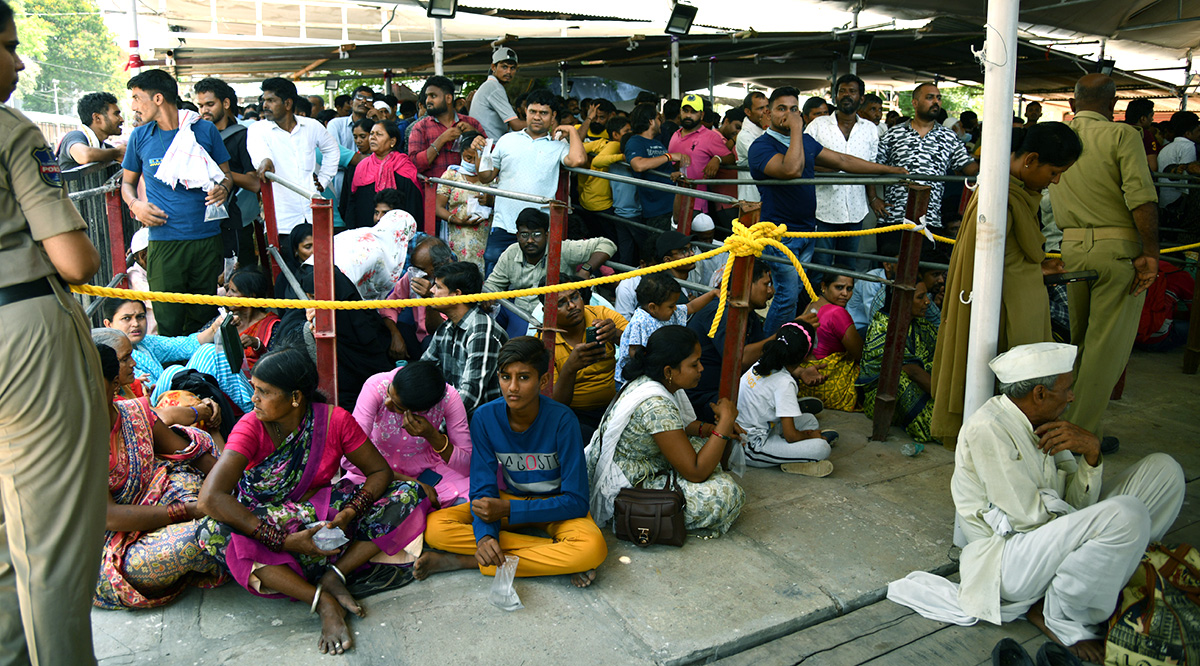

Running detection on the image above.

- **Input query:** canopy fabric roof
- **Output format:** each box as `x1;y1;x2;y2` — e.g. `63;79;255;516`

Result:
826;0;1200;53
156;18;1195;103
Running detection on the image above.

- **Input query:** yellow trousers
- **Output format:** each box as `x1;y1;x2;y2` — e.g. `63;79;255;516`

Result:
424;492;607;577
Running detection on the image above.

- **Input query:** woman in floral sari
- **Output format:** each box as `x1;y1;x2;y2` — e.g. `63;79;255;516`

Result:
94;343;227;610
856;282;938;448
197;347;433;655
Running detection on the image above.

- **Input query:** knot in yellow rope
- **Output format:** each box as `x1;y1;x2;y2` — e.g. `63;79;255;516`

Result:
706;221;816;339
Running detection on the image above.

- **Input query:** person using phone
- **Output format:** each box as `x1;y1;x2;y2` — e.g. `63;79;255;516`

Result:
932;122;1084;449
535;274;627;442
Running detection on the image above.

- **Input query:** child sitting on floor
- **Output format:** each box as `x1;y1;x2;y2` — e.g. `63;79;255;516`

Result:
735;321;837;477
614;272;716;388
415;337;607;588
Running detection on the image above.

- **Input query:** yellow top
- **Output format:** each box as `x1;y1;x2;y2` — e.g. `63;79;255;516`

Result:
544;305;628;411
578;139;625;212
1048;110;1157;231
0;106;89;289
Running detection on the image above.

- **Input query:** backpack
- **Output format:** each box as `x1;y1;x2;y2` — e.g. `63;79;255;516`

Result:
1106;543;1200;666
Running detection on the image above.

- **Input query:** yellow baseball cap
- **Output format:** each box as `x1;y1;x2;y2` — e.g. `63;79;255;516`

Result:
681;94;704;112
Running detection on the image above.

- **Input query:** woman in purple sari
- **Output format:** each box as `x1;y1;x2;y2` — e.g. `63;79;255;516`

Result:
198;348;433;655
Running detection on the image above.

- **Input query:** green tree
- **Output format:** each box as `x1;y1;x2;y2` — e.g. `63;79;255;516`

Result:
10;0;52;105
19;0;125;115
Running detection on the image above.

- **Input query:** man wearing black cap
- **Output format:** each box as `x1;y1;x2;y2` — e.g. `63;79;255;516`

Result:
470;47;525;140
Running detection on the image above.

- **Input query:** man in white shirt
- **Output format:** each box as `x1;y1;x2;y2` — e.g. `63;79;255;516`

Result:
805;74;881;278
470;47;525;141
889;343;1183;664
1157;111;1199;211
248;77;340;248
735;91;767;204
326;85;374;151
477;88;586;276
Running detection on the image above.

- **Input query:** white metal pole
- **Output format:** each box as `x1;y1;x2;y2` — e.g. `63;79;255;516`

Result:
962;0;1020;418
128;0;142;73
670;37;680;99
433;18;444;76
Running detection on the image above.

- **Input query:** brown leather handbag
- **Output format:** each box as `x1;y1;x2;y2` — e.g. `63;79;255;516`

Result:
612;472;687;547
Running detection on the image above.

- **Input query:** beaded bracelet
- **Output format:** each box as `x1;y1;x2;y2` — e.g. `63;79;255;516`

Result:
345;488;374;517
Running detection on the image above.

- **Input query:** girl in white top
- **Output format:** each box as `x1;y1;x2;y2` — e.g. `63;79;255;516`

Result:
736;321;835;476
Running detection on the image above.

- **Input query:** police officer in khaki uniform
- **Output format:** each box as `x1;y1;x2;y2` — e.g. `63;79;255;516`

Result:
0;3;110;663
1048;74;1160;450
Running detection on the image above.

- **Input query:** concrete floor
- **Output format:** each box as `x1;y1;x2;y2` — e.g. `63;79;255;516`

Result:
90;347;1199;665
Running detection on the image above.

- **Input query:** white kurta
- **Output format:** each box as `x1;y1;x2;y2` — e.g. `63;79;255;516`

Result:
889;394;1184;645
952;394;1103;624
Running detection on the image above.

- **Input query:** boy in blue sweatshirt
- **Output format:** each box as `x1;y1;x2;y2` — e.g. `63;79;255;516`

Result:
418;337;607;587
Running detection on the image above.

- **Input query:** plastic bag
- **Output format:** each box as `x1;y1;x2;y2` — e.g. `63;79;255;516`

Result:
488;555;523;611
728;440;746;478
478;139;495;172
306;522;350;551
205;203;229;222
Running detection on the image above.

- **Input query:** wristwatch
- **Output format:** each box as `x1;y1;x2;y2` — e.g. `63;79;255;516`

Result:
579;262;595;275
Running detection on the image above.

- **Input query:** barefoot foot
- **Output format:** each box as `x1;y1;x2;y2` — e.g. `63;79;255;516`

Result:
1027;600;1106;664
320;568;364;618
413;550;476;580
571;569;597;588
316;595;353;655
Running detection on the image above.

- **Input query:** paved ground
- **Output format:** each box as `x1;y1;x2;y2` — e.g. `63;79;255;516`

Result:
91;347;1199;665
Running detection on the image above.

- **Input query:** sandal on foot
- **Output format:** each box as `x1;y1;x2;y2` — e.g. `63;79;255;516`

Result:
780;460;834;477
345;564;415;599
992;638;1034;666
821;430;839;445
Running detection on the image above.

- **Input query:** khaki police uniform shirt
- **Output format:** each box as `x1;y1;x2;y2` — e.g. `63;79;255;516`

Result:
0;105;88;289
1048;110;1157;231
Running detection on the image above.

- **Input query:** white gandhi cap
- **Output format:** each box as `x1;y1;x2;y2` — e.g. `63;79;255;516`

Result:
988;342;1077;384
690;213;715;233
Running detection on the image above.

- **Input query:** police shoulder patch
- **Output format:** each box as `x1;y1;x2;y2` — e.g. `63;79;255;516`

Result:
32;146;62;188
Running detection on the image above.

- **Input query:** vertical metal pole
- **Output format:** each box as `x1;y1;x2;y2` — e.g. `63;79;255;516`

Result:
104;189;128;276
128;0;142;73
677;186;696;235
384;69;393;97
708;58;715;105
1184;277;1200;374
962;0;1019;419
433;18;445;76
260;180;281;281
670;37;681;100
312;197;338;403
717;206;760;405
422;177;437;236
871;186;929;442
541;172;568;395
831;60;839;101
559;62;568;98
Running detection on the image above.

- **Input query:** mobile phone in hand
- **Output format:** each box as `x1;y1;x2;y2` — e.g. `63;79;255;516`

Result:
585;326;598;344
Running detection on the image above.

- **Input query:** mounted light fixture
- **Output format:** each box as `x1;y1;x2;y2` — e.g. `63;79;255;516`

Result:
850;34;874;61
324;78;339;91
426;0;457;19
665;2;697;36
1097;58;1115;75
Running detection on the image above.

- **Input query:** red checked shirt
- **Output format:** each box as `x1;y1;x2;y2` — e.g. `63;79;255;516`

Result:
406;113;487;178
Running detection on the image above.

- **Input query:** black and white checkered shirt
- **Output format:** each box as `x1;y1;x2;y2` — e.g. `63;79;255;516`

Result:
420;307;508;416
876;121;973;227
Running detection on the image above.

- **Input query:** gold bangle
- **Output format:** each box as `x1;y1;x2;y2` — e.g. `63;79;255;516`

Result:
431;433;450;454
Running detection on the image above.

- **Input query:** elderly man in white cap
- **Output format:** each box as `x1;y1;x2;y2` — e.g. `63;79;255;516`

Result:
687;212;728;287
470;47;525;141
889;342;1183;663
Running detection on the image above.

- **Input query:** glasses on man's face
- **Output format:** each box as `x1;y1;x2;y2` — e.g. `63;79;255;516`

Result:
354;94;373;102
517;231;546;241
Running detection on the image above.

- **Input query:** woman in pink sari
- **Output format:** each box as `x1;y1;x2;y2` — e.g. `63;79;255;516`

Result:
350;361;472;507
341;121;422;228
197;348;434;655
94;343;227;610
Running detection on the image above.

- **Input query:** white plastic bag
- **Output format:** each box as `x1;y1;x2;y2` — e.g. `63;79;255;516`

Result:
478;139;495;172
306;522;350;551
488;555;523;611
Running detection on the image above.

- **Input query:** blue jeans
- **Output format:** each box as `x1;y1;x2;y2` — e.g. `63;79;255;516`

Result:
763;235;816;335
811;217;868;284
484;229;517;278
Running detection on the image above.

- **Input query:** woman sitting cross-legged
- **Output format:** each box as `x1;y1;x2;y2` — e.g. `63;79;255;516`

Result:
794;269;862;412
856;282;938;450
94;343;228;610
586;325;746;538
735;321;837;477
349;360;473;508
197;348;433;656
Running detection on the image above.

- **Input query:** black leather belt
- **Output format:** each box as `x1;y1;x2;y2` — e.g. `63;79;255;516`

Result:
0;277;56;307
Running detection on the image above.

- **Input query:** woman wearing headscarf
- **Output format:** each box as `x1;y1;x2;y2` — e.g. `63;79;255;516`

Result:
341;121;422;228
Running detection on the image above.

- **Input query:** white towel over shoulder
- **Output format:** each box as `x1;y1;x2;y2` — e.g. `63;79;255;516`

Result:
154;109;224;191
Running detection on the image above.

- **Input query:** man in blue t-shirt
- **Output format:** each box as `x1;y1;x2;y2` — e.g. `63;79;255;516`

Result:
419;337;606;588
749;86;907;334
625;104;687;263
121;69;232;337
